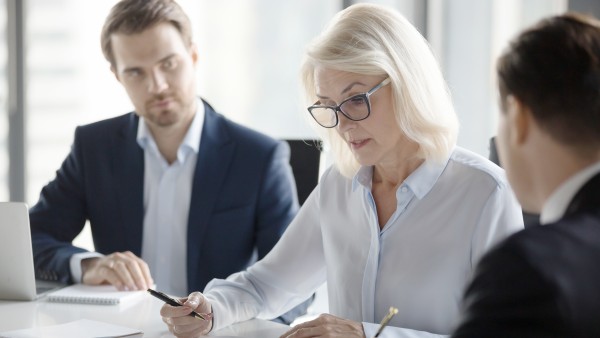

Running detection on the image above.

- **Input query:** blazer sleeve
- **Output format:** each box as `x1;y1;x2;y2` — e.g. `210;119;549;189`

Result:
253;140;299;259
29;126;90;284
452;240;565;338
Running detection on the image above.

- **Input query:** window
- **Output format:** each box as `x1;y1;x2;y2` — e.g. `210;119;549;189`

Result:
23;0;337;249
0;0;6;201
25;0;333;206
26;0;131;204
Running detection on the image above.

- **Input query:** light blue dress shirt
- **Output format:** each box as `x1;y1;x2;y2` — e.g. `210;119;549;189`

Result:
69;102;204;294
137;104;204;296
204;146;524;337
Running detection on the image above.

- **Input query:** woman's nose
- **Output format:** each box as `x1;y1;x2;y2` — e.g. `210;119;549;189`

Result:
336;111;356;132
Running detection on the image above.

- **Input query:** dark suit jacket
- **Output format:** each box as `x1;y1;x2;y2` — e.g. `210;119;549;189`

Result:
453;172;600;337
30;100;299;293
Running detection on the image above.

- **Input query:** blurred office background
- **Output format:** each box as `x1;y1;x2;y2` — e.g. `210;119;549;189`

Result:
1;0;599;322
2;0;600;248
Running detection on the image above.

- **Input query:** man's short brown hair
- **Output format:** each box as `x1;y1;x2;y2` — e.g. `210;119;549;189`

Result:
100;0;193;68
497;13;600;151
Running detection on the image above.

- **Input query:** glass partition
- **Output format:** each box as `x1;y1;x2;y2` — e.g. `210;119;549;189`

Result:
0;0;7;201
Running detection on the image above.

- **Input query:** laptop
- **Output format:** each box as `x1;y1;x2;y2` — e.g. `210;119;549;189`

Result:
0;202;64;301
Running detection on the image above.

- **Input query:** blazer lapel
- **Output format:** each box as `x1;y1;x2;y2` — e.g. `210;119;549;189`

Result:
112;113;145;255
186;101;235;287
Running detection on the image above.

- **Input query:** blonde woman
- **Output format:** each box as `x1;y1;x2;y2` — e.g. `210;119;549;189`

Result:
161;4;523;337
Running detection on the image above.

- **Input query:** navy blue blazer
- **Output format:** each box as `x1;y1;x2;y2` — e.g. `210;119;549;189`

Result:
30;100;299;293
453;172;600;337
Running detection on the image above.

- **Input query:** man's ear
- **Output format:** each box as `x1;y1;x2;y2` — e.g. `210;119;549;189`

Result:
505;95;530;145
111;66;121;83
189;43;199;65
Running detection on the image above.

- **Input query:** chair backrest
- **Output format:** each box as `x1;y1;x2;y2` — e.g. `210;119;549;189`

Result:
489;137;540;227
285;139;322;205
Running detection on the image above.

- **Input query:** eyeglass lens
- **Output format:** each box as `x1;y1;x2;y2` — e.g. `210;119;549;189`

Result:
311;95;369;127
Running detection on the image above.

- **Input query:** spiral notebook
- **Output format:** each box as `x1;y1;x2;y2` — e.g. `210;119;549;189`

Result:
47;284;146;305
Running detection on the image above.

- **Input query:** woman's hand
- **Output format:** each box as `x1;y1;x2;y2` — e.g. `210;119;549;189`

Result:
280;314;366;338
160;291;213;338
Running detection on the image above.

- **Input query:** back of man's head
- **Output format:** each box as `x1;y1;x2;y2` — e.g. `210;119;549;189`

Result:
100;0;192;69
497;13;600;156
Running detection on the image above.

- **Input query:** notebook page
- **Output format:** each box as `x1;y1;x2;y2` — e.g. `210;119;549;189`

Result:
47;285;146;305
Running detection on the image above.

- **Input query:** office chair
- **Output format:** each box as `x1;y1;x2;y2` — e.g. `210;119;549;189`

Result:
272;139;322;324
489;137;540;227
285;139;322;205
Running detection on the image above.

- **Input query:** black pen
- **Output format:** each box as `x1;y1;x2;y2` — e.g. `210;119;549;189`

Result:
147;288;212;321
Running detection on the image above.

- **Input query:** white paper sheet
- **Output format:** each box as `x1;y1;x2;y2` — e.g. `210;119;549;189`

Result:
0;319;142;338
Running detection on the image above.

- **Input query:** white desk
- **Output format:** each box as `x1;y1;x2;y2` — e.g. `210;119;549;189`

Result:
0;296;289;337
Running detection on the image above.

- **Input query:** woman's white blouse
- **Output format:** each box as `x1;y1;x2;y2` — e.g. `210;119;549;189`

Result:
204;147;524;337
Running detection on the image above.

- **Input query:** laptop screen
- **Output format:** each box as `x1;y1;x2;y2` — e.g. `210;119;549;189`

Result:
0;202;45;300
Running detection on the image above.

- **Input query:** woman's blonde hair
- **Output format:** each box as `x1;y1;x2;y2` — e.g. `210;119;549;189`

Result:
301;3;458;178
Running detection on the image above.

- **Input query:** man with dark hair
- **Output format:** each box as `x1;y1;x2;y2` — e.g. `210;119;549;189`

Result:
30;0;308;324
453;13;600;337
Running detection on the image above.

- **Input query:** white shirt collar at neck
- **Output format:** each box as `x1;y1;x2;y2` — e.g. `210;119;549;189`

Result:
136;99;205;159
540;160;600;224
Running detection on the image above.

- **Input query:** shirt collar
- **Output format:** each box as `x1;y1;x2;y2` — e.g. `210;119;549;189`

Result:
351;152;451;200
136;99;205;162
180;100;204;154
540;160;600;224
352;166;373;191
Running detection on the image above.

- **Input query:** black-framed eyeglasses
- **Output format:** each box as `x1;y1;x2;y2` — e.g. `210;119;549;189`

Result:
308;77;391;128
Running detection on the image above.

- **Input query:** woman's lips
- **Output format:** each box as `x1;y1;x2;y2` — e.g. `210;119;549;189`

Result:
349;138;369;150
